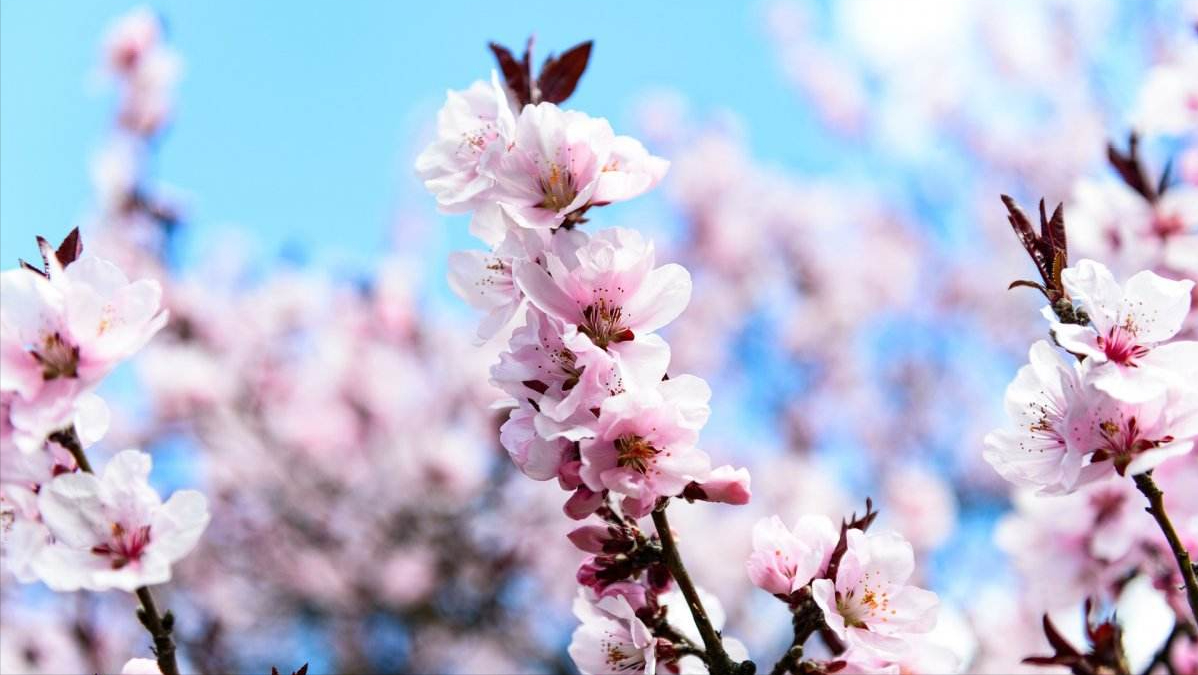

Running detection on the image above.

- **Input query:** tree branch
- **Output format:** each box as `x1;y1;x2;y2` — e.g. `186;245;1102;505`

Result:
652;504;754;675
1134;472;1198;625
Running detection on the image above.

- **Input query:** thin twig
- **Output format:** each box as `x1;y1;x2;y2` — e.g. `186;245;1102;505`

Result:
1134;472;1198;624
652;504;753;675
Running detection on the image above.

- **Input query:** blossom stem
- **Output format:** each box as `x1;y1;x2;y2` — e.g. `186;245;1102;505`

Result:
54;425;182;675
136;586;181;675
1134;472;1198;624
769;594;825;675
651;504;754;675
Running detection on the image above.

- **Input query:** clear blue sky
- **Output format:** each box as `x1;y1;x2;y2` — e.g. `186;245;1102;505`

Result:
1;1;840;269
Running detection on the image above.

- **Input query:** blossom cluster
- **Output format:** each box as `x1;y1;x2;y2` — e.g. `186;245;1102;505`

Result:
984;260;1197;493
0;229;208;673
421;39;945;675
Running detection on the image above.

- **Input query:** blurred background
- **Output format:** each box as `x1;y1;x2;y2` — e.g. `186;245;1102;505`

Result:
1;1;1195;673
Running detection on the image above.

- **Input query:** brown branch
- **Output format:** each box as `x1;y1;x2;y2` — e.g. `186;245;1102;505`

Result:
652;504;755;675
1134;472;1198;625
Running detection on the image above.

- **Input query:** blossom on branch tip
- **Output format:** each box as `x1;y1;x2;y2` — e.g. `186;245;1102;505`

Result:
34;450;209;592
1051;259;1195;403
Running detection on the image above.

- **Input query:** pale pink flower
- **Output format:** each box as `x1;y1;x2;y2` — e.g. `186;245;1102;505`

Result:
482;102;667;229
568;591;657;675
1;257;167;394
1061;382;1198;478
811;529;939;659
983;340;1092;494
121;658;163;675
746;514;837;596
579;376;713;517
491;307;670;431
415;74;517;213
515;227;692;350
35;450;208;592
448;208;585;340
1052;260;1195;403
498;407;571;481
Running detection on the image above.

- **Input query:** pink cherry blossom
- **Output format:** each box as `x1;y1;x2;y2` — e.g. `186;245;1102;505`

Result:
811;529;939;659
415;74;516;213
491;306;669;433
746;514;837;596
568;591;657;675
983;340;1091;494
579;376;713;517
480;102;667;230
1052;259;1196;403
1061;382;1198;478
515;227;692;350
35;450;209;592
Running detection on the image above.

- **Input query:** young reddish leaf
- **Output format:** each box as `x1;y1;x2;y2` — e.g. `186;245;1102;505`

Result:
489;41;531;106
538;40;593;104
55;227;83;267
1107;134;1157;203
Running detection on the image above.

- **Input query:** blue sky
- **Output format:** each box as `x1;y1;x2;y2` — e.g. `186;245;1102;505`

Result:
0;1;830;270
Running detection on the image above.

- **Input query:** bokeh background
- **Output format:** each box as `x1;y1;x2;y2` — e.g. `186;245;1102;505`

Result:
1;1;1195;673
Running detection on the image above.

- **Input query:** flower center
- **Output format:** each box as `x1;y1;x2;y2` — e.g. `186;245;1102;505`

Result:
539;163;578;212
580;299;634;349
1091;416;1174;475
615;434;659;474
91;522;152;570
1096;323;1148;366
836;577;893;629
32;332;79;380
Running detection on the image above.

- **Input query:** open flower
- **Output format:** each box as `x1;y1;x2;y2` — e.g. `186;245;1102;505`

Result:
984;340;1093;494
746;514;838;596
0;256;167;451
811;529;939;659
514;227;691;350
415;74;517;213
579;376;712;517
568;591;657;675
481;103;667;229
34;450;209;592
1052;259;1196;403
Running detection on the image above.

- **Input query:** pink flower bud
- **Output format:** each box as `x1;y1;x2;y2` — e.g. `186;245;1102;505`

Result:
683;465;751;505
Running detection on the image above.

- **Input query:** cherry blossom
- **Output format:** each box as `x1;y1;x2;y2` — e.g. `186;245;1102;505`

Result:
514;227;692;350
983;340;1092;494
745;514;837;596
1051;259;1195;403
415;74;517;213
811;529;939;659
34;450;209;592
579;376;713;517
0;256;167;452
481;102;667;229
568;591;657;675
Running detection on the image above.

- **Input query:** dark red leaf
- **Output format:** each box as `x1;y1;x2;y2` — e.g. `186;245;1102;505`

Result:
537;40;593;104
55;227;83;267
489;42;531;106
